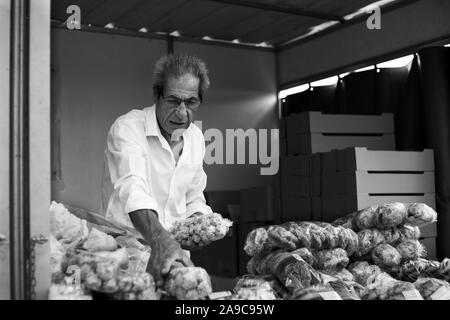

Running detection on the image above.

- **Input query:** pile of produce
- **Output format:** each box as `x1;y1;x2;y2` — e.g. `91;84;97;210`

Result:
169;212;233;248
49;202;214;300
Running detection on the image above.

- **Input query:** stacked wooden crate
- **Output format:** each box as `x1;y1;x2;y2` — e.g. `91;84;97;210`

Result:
278;111;438;259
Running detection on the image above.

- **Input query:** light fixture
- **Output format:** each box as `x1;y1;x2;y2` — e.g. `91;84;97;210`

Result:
202;36;212;40
139;27;148;33
232;39;240;44
445;43;450;47
278;84;309;99
104;22;115;29
377;55;414;68
170;30;181;37
310;76;339;87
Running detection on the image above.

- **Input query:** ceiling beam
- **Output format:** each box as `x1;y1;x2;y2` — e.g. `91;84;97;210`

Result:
206;0;345;22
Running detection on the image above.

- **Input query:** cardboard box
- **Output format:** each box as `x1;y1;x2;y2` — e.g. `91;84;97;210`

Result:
420;237;437;260
238;222;269;275
286;112;394;134
311;153;322;175
343;171;435;195
294;133;396;154
338;147;434;172
321;172;345;196
281;197;312;222
280;155;311;177
344;193;437;213
321;195;346;222
240;185;274;222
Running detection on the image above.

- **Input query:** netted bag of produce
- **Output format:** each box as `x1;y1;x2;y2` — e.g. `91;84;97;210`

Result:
406;203;438;227
435;258;450;281
337;227;359;256
393;258;440;282
288;280;361;300
352;205;378;231
313;248;349;272
50;201;89;248
244;227;270;257
373;202;408;229
414;277;450;300
298;222;327;250
230;276;278;300
112;270;157;300
290;247;314;266
266;251;321;292
164;267;212;300
396;239;426;262
285;222;311;248
323;268;354;282
266;225;297;252
170;213;232;249
332;212;356;230
356;229;385;256
348;261;382;286
371;244;402;269
361;272;421;300
314;223;340;249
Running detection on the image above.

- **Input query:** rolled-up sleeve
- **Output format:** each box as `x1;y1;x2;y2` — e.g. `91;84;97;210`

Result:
185;135;213;217
106;121;159;215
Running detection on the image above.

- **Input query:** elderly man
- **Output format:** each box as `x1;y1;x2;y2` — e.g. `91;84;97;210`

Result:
101;53;213;287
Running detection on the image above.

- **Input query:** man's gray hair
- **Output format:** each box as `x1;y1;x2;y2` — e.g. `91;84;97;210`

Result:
153;53;210;100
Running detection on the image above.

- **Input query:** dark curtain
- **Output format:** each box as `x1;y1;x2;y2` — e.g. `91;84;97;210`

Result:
282;46;450;259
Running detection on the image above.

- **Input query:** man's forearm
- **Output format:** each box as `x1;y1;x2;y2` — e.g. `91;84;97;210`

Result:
129;209;167;246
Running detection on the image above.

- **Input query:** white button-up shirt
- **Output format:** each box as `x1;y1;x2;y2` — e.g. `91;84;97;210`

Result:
101;105;212;231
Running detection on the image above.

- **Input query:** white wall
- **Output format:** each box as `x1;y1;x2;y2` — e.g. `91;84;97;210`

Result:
51;29;166;212
279;0;450;86
51;29;278;213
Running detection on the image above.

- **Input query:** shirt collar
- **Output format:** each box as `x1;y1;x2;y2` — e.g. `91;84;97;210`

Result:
145;104;193;137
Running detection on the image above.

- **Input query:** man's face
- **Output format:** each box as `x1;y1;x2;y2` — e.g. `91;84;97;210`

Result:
155;74;200;136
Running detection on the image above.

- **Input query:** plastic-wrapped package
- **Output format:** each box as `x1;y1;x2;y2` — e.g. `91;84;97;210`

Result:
266;225;297;251
332;212;355;230
50;201;89;248
352;205;378;231
356;229;385;256
230;276;278;300
337;227;359;256
290;248;314;266
371;244;402;269
348;261;382;286
396;239;426;262
286;223;311;248
436;258;450;281
48;283;92;300
246;252;267;275
170;213;232;249
112;271;158;300
299;222;325;250
361;272;420;300
266;252;322;292
50;235;66;274
244;227;270;257
313;248;349;272
324;268;354;282
393;258;440;282
288;280;361;300
414;277;450;300
373;203;408;229
406;203;438;227
82;228;118;252
164;267;212;300
397;225;421;243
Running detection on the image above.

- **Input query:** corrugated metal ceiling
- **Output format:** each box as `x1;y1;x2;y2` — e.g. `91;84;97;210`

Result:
51;0;407;48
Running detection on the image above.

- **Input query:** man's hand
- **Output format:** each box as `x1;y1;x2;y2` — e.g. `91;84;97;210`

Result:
146;232;193;287
129;209;194;288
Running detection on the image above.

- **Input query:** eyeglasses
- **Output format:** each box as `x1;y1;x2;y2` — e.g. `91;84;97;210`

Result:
162;95;201;111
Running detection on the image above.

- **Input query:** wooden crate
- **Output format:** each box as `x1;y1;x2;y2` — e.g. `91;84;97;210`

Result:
337;147;434;172
294;133;396;154
321;150;339;173
285;112;395;155
343;171;435;195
